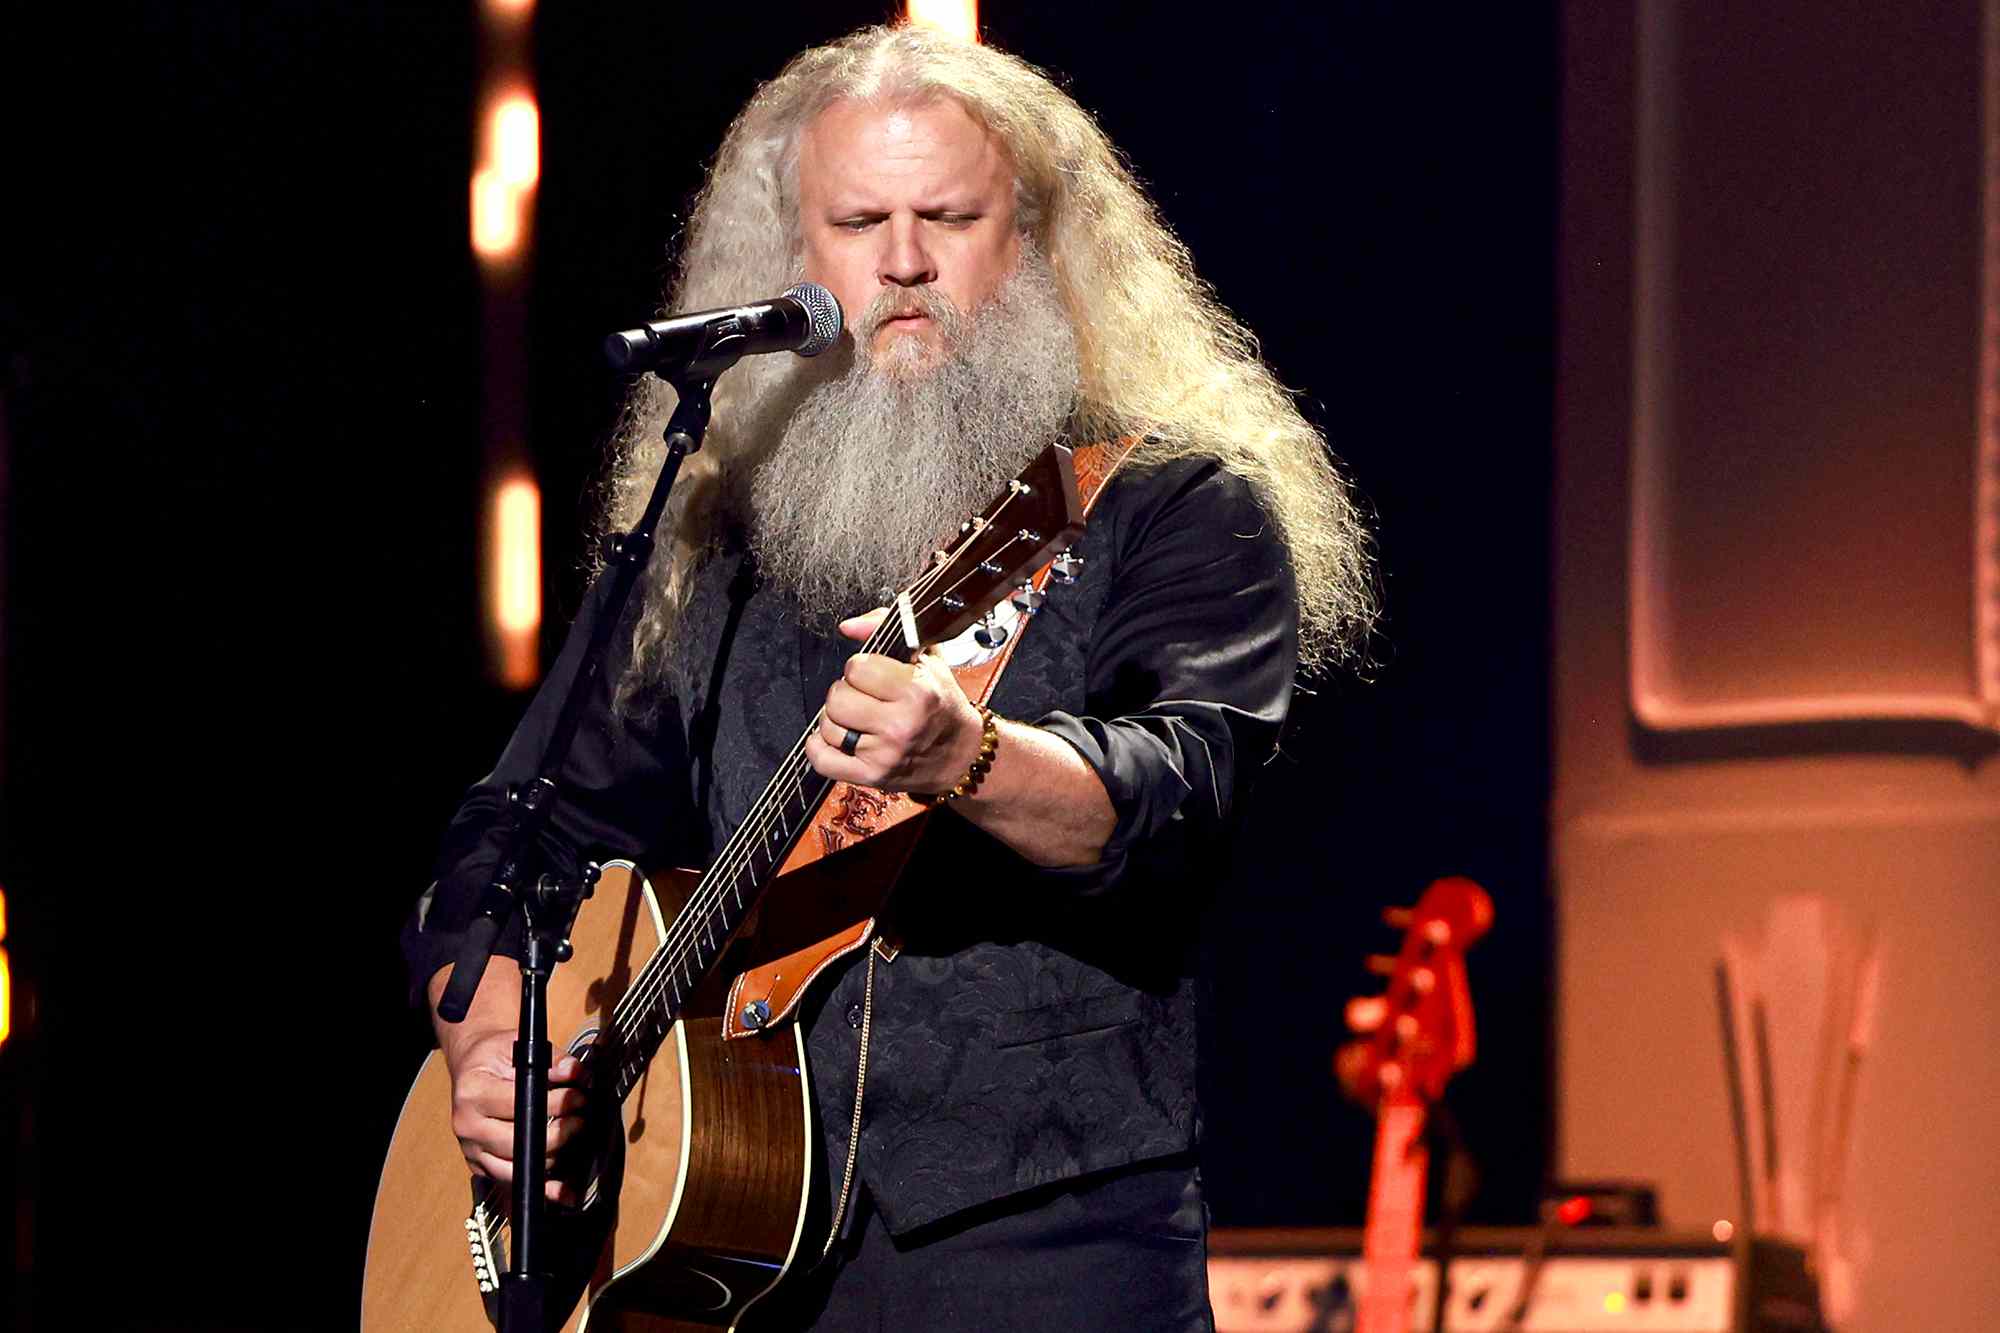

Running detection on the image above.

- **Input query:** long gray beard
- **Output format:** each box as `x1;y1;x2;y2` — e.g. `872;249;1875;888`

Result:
747;247;1079;627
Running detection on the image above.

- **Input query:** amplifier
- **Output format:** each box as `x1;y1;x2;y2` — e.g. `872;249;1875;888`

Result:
1206;1228;1824;1333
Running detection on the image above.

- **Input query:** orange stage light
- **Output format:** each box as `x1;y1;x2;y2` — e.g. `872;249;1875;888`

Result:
471;93;538;262
492;476;542;687
491;94;540;189
906;0;978;43
471;165;522;260
495;477;541;633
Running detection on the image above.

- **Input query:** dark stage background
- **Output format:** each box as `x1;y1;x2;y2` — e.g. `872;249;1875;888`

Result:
1;4;1554;1327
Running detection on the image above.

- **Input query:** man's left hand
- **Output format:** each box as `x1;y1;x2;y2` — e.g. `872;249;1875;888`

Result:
805;608;985;795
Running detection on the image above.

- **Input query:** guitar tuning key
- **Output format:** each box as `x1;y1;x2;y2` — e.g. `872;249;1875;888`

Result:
1010;582;1046;616
973;612;1010;650
1050;549;1084;585
1365;954;1399;976
1345;995;1388;1033
1382;906;1413;930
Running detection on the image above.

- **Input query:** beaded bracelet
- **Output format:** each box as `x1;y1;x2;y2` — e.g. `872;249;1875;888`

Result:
916;704;999;804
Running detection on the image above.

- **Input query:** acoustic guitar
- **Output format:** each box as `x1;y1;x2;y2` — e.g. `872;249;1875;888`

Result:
1336;876;1492;1333
362;443;1086;1331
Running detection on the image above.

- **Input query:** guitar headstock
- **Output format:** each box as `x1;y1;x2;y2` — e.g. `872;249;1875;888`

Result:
894;443;1086;650
1337;876;1494;1112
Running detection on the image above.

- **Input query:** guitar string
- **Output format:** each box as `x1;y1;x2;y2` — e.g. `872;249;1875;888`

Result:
600;490;1034;1031
461;488;1051;1229
602;509;1036;1056
600;500;1045;1066
460;577;940;1230
599;497;1056;1063
597;569;924;1044
611;508;1040;1028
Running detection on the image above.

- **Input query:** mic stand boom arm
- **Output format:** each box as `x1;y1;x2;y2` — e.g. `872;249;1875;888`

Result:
434;361;721;1333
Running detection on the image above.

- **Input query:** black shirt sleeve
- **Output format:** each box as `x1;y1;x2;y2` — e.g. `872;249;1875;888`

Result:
1033;459;1299;893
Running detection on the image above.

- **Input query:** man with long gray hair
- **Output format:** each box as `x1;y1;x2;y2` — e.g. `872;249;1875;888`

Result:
404;23;1373;1329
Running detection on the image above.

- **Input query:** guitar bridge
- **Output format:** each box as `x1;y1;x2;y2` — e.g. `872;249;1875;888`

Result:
466;1185;504;1311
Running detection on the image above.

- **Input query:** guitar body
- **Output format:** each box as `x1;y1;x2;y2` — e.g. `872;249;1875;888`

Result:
362;817;931;1331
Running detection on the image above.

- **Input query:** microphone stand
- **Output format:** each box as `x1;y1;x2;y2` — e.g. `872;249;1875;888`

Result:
436;336;736;1332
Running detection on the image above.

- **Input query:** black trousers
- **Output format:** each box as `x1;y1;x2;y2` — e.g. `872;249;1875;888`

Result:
790;1155;1215;1331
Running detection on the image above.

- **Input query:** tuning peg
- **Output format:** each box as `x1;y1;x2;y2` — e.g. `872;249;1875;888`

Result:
1423;919;1453;946
1010;582;1046;616
1345;995;1388;1033
1383;907;1413;930
1365;954;1399;976
1050;549;1084;585
973;612;1010;649
1409;966;1436;995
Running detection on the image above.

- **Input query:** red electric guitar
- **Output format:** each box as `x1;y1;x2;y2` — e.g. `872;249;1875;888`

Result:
1336;876;1493;1333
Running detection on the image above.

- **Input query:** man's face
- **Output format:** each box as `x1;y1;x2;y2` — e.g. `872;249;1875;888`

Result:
796;97;1022;373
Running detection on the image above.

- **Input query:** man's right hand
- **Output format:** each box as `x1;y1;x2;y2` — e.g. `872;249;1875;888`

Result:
427;958;593;1206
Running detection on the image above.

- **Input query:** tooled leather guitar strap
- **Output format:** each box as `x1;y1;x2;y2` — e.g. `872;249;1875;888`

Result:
720;438;1134;1040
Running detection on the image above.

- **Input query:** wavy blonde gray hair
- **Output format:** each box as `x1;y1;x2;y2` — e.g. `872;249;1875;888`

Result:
602;24;1375;695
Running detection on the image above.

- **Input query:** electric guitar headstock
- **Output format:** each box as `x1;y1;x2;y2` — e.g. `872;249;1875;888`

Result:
1340;876;1494;1333
1338;875;1495;1113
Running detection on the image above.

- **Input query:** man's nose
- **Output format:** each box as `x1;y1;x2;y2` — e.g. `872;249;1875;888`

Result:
878;215;936;288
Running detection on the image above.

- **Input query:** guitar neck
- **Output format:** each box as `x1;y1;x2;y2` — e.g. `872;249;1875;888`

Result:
598;615;907;1102
1358;1100;1430;1333
1343;878;1492;1333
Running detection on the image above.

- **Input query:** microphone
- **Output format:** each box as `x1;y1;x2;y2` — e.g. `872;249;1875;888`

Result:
603;282;843;373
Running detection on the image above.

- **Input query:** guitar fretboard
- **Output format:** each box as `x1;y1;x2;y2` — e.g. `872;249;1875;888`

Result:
595;609;921;1102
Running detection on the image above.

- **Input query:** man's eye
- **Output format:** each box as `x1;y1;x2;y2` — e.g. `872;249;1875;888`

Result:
836;218;878;232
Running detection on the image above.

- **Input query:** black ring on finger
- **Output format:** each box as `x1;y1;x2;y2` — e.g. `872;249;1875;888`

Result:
840;727;863;757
